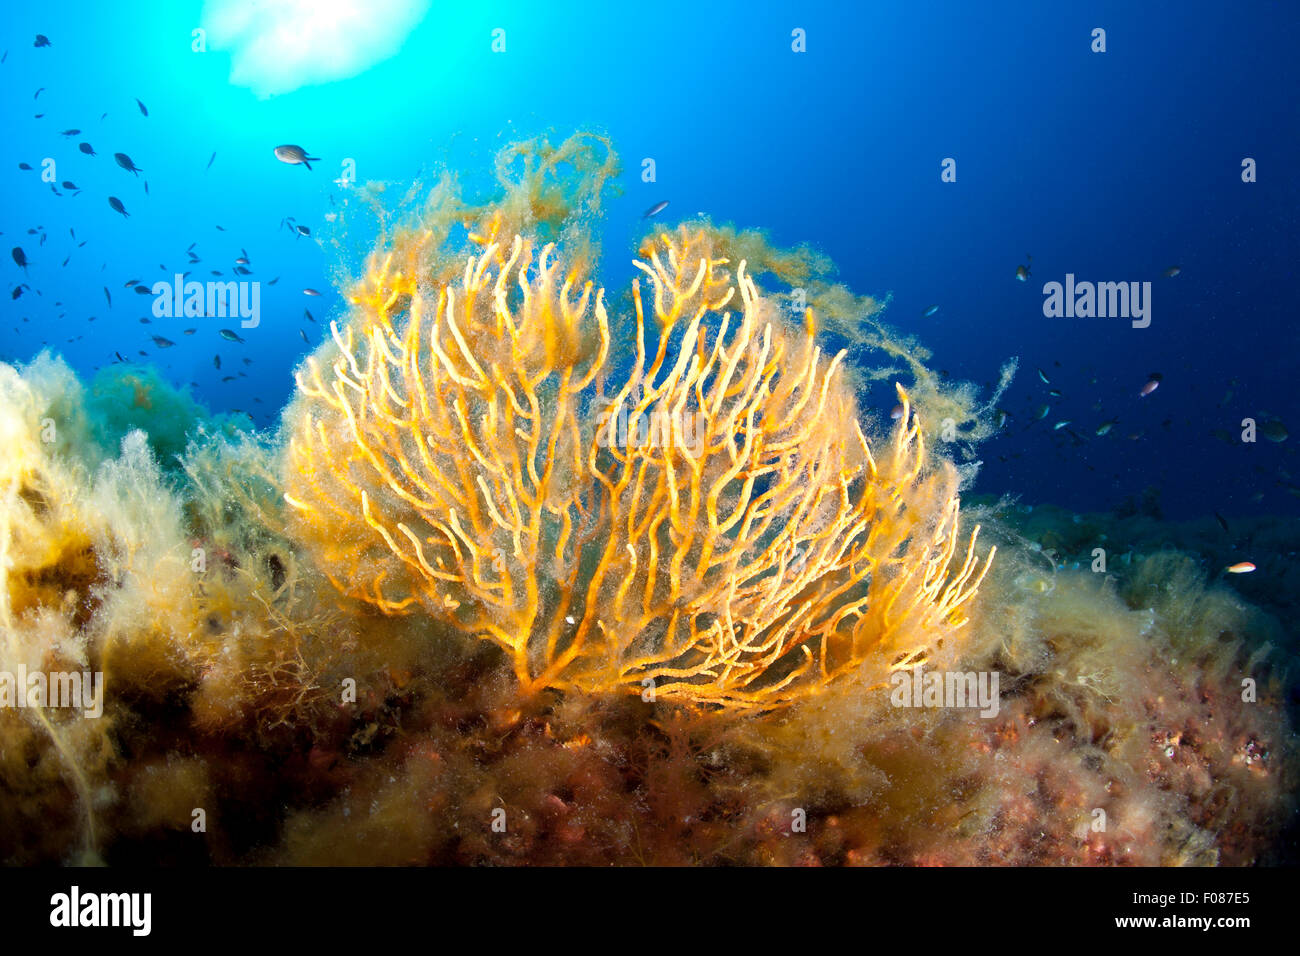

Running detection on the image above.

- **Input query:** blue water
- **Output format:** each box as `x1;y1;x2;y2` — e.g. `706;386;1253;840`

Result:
3;0;1297;520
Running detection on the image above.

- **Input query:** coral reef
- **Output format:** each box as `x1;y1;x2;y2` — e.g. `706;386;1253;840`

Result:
0;132;1292;866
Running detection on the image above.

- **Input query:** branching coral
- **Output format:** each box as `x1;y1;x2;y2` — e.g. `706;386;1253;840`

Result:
284;220;994;707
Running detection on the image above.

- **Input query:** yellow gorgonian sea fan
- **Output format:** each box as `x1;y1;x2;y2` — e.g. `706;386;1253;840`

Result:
283;220;993;708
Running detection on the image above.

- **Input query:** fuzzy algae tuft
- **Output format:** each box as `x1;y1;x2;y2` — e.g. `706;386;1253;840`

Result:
0;132;1292;865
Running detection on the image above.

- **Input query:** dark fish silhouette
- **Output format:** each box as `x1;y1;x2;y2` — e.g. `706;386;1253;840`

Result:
205;151;216;171
78;142;95;156
11;247;27;273
108;196;129;217
642;200;669;219
17;163;31;171
151;336;174;348
59;129;80;137
103;287;112;307
136;98;148;117
219;329;245;343
34;35;51;47
274;144;319;170
114;152;142;175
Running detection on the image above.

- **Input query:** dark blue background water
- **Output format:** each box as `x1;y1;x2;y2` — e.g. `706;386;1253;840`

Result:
3;0;1297;520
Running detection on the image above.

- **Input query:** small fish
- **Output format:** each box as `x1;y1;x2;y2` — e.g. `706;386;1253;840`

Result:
1214;512;1230;534
1139;378;1159;397
59;129;80;137
889;403;905;421
11;286;23;300
204;151;217;171
1037;368;1050;384
17;163;32;170
1048;388;1062;398
921;304;939;318
642;200;670;219
1260;419;1288;443
299;328;309;343
268;276;280;285
1015;264;1030;281
103;287;112;307
151;335;175;348
295;224;311;238
33;35;51;48
108;196;129;217
133;285;152;295
1163;265;1181;278
273;144;320;170
114;152;143;176
214;355;221;370
144;180;149;195
219;329;245;343
124;279;138;287
183;328;196;335
304;308;315;322
1225;562;1255;574
303;288;321;296
60;180;78;191
1035;404;1050;420
1053;420;1071;430
79;142;95;156
11;247;28;273
136;98;148;117
1095;419;1118;436
234;256;249;265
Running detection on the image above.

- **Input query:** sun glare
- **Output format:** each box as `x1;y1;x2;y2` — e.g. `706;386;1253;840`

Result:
202;0;431;96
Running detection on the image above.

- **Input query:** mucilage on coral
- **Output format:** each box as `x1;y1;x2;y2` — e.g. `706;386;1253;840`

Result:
284;212;994;707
